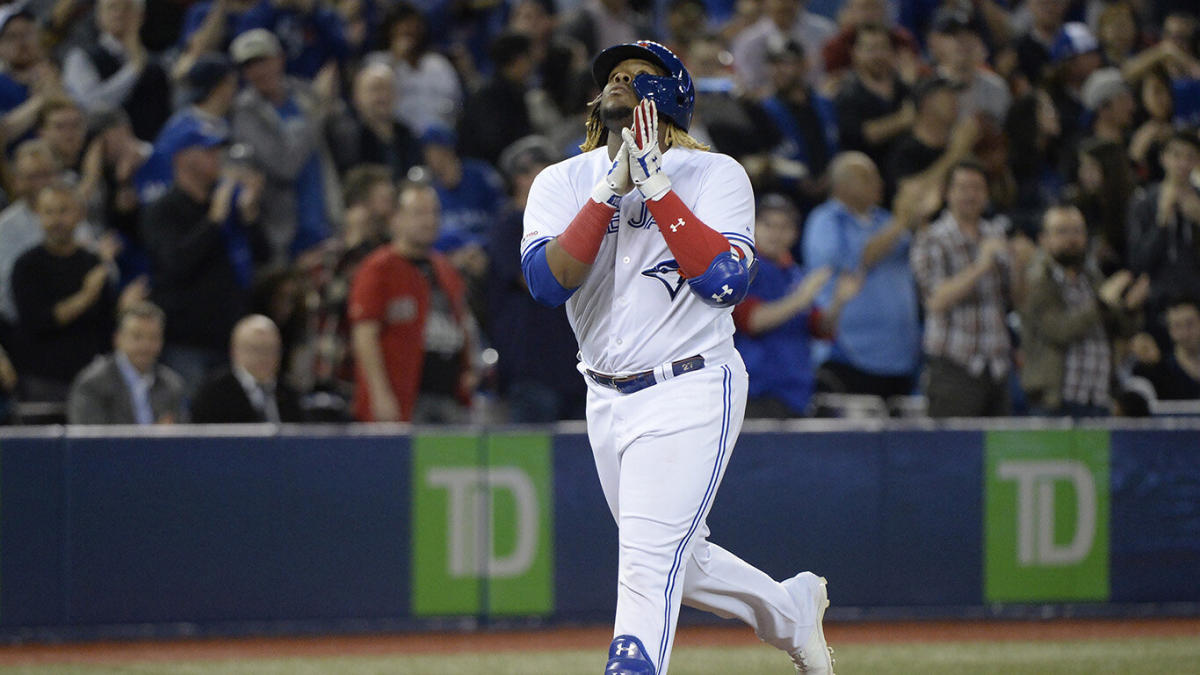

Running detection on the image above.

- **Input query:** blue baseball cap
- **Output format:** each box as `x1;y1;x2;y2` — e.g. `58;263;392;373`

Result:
420;125;457;148
158;116;229;161
185;53;235;104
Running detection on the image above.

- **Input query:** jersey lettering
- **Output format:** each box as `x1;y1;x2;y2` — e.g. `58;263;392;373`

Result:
606;209;621;234
628;202;654;230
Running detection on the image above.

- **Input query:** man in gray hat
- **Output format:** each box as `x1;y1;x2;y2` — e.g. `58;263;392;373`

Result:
229;27;341;263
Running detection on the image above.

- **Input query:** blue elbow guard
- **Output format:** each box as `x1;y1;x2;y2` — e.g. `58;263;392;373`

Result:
687;250;750;307
522;243;576;307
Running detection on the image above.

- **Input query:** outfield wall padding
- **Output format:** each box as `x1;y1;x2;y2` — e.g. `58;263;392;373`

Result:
1;423;1197;638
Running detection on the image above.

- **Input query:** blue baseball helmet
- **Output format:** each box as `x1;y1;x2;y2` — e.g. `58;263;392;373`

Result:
592;40;696;131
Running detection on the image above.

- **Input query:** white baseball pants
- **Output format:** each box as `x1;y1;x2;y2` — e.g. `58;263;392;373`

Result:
584;354;820;675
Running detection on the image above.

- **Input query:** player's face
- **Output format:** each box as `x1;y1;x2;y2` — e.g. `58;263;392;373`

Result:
601;58;663;127
115;315;164;374
1167;304;1200;354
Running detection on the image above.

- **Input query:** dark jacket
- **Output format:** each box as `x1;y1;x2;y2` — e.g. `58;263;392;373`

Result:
140;186;256;352
1019;255;1139;410
190;367;304;424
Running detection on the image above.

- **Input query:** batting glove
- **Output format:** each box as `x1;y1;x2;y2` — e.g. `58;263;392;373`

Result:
591;139;633;208
621;99;672;201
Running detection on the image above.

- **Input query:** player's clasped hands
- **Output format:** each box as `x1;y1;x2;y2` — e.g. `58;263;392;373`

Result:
622;100;672;201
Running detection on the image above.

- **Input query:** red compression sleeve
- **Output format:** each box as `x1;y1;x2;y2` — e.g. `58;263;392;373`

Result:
647;190;733;278
556;199;616;264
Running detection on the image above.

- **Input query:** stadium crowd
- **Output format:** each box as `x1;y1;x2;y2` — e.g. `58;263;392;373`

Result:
0;0;1197;424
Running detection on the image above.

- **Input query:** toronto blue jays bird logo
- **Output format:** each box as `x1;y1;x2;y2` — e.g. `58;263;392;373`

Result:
641;259;685;300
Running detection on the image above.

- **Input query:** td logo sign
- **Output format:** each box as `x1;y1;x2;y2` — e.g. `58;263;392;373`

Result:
985;430;1110;603
412;433;555;617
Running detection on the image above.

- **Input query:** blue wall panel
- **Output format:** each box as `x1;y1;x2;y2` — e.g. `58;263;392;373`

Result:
707;432;887;607
1109;430;1200;603
552;433;618;618
0;438;66;627
64;435;413;624
878;430;983;606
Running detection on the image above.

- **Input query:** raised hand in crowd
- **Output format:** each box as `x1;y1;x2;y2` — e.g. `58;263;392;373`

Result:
117;276;150;313
832;271;864;307
796;266;835;309
948;113;983;160
1130;331;1162;365
208;174;238;224
893;177;942;230
312;61;341;110
1121;273;1152;312
235;168;266;223
118;11;148;71
1156;179;1200;226
95;231;123;264
976;236;1008;270
1098;269;1135;308
27;60;64;98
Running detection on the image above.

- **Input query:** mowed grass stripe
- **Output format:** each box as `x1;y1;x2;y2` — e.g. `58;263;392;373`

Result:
1;637;1199;674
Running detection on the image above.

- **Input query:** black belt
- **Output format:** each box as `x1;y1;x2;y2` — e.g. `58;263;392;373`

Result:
586;355;705;394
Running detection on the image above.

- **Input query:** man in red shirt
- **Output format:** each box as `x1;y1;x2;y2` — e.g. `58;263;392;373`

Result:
349;180;475;423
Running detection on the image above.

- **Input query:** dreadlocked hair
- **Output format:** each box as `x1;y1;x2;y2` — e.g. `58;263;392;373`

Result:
579;94;710;152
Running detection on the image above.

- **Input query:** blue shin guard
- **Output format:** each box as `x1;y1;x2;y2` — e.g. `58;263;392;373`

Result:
605;635;656;674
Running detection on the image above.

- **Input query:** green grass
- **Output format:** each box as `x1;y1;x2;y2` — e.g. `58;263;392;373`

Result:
2;637;1200;674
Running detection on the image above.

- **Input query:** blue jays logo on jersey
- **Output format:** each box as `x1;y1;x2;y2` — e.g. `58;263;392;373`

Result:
641;259;685;300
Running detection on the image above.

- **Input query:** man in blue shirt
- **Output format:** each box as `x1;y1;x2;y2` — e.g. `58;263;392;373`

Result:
802;151;925;399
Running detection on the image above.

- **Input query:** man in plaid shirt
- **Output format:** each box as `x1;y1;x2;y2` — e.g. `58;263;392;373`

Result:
911;160;1026;417
1020;205;1146;416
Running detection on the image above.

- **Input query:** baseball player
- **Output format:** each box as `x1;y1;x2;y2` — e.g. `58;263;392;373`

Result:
520;41;834;674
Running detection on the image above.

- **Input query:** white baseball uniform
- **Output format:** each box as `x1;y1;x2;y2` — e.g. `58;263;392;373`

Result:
522;146;825;674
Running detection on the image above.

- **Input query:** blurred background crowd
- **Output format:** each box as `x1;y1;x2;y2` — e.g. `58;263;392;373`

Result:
0;0;1197;425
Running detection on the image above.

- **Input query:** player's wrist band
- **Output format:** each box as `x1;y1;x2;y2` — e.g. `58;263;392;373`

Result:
557;198;616;264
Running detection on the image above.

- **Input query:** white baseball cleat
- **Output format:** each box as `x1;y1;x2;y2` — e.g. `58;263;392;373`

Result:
782;572;834;674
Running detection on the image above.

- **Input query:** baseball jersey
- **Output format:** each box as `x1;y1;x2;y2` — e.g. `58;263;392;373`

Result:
522;147;755;375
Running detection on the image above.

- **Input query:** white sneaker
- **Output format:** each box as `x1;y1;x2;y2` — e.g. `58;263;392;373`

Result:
782;572;834;674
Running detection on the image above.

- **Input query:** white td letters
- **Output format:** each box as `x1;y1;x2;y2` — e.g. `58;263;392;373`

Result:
426;467;539;578
997;460;1097;566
